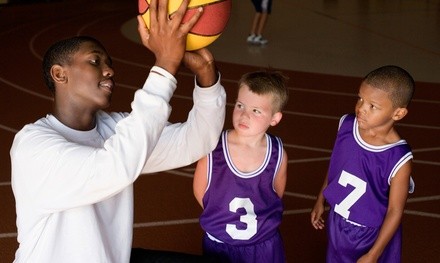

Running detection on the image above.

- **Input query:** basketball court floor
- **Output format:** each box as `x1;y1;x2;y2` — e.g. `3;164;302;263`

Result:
0;0;439;262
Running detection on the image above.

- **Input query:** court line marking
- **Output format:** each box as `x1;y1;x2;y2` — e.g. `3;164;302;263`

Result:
0;124;18;133
413;147;440;153
406;195;440;203
288;157;330;164
0;77;52;101
404;210;440;219
284;192;316;200
0;233;16;239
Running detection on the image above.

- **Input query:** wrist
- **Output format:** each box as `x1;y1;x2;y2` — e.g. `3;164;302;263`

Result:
196;71;218;87
195;62;218;87
154;59;181;76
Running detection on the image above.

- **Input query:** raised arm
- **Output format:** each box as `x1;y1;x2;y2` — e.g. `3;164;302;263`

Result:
140;74;226;173
140;48;226;173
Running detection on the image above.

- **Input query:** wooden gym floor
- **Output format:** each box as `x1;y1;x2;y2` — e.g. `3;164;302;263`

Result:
0;0;439;262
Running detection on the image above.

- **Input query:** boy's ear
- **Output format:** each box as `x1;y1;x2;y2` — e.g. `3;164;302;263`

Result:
51;65;67;84
270;112;283;126
392;107;408;121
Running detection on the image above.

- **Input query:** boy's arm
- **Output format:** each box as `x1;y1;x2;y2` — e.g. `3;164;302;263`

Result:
358;161;412;262
193;156;209;208
311;173;328;230
274;148;288;198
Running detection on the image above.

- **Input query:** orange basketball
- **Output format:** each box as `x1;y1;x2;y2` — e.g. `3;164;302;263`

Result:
138;0;232;51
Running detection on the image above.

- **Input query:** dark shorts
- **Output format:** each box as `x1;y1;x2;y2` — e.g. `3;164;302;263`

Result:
251;0;273;14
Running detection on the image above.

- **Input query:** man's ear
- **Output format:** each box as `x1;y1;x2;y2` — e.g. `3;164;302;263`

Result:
270;112;283;126
51;65;67;84
392;107;408;121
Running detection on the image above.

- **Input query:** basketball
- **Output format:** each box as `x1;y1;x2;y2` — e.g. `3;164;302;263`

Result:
138;0;232;51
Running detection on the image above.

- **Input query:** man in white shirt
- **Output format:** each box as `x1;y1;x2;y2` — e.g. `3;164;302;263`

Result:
10;1;226;262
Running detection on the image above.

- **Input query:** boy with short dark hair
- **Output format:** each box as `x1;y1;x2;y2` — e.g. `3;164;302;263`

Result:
311;65;415;262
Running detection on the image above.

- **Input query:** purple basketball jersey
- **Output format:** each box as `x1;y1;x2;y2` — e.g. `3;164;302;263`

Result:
323;114;413;227
199;130;284;246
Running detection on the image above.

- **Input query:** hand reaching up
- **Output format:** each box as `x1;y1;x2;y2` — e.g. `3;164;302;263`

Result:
137;0;203;75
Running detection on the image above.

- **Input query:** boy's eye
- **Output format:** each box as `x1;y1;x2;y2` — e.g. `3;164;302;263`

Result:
253;109;261;114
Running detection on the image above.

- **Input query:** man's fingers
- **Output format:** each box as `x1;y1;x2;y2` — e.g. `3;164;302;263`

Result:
149;0;158;26
180;6;203;33
157;0;169;24
137;15;150;46
195;48;214;62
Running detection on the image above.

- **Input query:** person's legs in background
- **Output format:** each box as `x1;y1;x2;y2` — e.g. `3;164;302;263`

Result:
247;0;271;45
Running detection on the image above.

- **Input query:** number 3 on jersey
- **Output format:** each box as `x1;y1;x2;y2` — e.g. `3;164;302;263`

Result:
226;197;257;240
334;170;366;219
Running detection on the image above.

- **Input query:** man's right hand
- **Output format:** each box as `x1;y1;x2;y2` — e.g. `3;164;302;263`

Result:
137;0;204;75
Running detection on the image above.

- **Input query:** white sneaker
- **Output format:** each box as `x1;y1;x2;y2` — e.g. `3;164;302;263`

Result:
246;34;256;43
252;35;268;45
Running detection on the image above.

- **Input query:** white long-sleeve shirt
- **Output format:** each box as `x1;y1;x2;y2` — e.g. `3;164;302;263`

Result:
10;66;226;263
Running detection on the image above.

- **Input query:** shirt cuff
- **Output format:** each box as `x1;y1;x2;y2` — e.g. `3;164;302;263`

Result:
194;72;221;89
150;66;177;85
